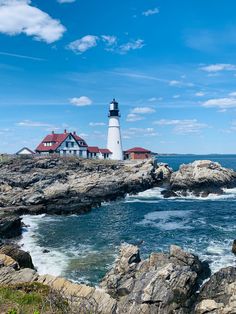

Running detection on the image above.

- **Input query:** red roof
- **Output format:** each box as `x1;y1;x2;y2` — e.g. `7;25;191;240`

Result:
87;146;100;153
74;134;88;147
36;132;87;152
125;147;151;153
99;148;112;154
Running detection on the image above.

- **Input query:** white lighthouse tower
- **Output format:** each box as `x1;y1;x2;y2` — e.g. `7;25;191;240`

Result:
107;99;123;160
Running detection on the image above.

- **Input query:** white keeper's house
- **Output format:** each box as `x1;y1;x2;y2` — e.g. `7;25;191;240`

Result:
35;130;112;160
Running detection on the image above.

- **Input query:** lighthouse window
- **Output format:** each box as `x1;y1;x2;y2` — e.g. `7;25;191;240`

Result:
117;141;119;144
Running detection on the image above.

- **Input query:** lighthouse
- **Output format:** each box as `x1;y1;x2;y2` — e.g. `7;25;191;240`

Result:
107;99;123;160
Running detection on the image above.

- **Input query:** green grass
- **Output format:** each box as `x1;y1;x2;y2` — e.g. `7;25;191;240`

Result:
0;282;69;314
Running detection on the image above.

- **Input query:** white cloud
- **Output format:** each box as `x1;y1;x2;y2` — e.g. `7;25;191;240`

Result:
169;80;194;87
142;8;159;16
57;0;75;3
195;91;205;97
126;113;144;122
101;35;117;46
200;64;236;72
0;0;66;43
123;127;155;137
118;39;144;54
148;97;158;102
229;92;236;97
89;122;106;127
202;97;236;109
131;107;155;114
16;120;53;128
70;96;92;106
67;35;99;53
173;95;180;99
154;119;207;134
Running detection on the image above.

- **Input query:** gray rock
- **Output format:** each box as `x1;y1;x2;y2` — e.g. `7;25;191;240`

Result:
0;213;22;238
166;160;236;197
101;244;209;313
194;267;236;313
0;244;34;269
0;156;167;215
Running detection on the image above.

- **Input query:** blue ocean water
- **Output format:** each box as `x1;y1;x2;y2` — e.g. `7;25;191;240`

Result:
19;155;236;286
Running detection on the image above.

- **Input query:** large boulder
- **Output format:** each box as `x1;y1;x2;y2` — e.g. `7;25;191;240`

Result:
163;160;236;197
0;214;22;238
100;244;209;313
195;267;236;313
0;244;34;269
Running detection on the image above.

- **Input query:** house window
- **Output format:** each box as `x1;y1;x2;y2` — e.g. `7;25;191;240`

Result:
71;142;74;148
66;142;69;148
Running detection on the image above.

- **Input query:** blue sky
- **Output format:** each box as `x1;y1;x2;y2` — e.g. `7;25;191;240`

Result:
1;0;236;154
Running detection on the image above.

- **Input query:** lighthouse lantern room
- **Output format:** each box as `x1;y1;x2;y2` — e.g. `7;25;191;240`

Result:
107;99;123;160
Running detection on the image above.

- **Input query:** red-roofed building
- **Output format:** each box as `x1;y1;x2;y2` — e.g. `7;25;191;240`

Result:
35;130;88;157
124;147;151;160
87;147;112;159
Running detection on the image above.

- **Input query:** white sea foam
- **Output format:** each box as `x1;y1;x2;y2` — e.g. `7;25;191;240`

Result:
19;215;69;277
127;186;236;202
195;240;236;274
137;210;193;230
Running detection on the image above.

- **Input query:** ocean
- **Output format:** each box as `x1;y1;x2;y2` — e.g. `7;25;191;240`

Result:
19;155;236;286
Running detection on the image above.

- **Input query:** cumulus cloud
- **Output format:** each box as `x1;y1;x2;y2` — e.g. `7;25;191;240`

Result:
131;107;155;114
154;119;207;134
89;122;106;127
0;0;66;43
67;35;144;54
67;35;99;53
126;113;144;122
142;8;159;16
70;96;92;106
202;97;236;109
200;64;236;72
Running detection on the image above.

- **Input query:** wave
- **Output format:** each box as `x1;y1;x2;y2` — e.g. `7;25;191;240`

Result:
126;187;236;202
19;215;69;277
189;239;236;274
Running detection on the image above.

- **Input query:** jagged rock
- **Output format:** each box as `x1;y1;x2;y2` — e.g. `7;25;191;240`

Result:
100;244;209;313
154;163;173;183
0;266;37;284
0;244;34;269
37;274;117;314
165;160;236;197
195;267;236;313
0;213;22;238
0;253;19;269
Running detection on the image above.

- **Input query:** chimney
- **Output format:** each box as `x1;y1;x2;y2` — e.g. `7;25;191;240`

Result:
64;129;67;134
52;131;54;134
73;131;76;135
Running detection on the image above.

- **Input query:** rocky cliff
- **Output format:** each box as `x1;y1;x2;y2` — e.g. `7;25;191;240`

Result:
0;243;235;313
